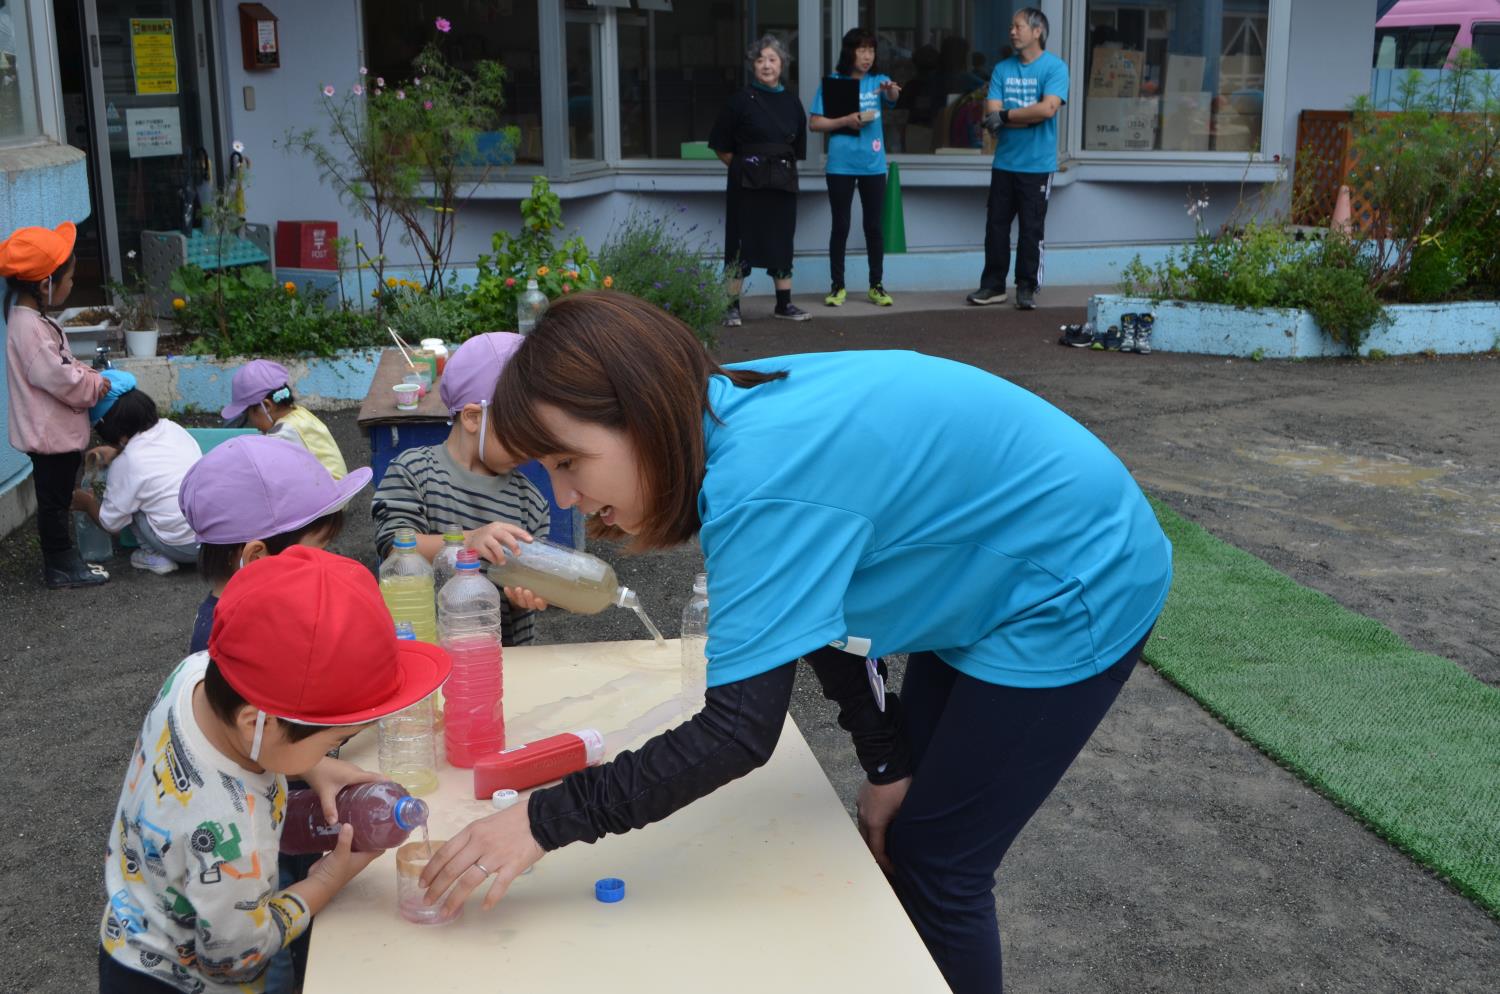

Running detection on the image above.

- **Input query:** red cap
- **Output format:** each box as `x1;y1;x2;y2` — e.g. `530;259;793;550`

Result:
0;222;76;281
208;546;450;725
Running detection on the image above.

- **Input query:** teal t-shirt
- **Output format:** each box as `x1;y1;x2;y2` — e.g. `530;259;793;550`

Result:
697;351;1171;690
986;51;1069;173
811;73;895;176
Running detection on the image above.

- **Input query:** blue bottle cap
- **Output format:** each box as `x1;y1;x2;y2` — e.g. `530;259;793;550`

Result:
594;877;625;903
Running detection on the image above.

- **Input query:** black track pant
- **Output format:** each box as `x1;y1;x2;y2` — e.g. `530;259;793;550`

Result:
980;168;1051;292
28;450;81;553
827;173;887;290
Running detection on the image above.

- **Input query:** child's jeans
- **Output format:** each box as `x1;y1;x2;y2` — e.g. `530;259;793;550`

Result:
131;511;200;564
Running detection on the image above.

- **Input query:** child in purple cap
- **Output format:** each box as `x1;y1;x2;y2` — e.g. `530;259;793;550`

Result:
372;332;550;646
180;434;373;655
222;359;349;480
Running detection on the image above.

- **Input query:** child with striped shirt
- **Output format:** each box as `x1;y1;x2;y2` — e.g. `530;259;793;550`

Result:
371;332;550;646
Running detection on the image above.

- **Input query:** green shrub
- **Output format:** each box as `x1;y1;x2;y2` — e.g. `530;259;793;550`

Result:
171;265;381;358
469;176;599;332
596;207;730;345
379;277;483;342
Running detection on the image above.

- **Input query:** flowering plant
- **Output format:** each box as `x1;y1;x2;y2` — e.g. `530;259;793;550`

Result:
470;176;601;332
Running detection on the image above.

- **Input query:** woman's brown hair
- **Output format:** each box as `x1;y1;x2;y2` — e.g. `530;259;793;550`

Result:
492;291;786;549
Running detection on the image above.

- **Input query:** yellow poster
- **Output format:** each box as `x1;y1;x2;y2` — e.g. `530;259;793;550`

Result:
131;19;179;96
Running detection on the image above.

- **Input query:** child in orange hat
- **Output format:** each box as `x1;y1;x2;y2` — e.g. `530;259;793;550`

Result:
0;221;112;588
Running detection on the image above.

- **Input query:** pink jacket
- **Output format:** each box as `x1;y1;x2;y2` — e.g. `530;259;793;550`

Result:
5;306;104;454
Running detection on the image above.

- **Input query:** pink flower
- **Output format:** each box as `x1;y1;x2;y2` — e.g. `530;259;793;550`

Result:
413;77;421;86
359;66;368;75
322;84;335;97
423;100;433;110
376;76;385;87
352;84;364;96
396;90;406;100
435;16;451;33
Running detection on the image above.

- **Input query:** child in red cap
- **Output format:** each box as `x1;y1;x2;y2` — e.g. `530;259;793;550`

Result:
98;546;451;994
0;221;111;588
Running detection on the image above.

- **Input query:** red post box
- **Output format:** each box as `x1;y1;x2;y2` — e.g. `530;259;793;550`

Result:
275;221;339;270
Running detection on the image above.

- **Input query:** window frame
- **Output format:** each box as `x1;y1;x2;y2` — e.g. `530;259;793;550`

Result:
1064;0;1289;165
0;0;67;148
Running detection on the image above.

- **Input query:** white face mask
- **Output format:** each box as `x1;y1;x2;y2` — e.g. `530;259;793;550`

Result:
250;709;267;762
44;278;53;306
477;399;491;464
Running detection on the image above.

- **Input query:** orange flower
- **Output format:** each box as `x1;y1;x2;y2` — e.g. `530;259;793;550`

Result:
283;282;296;295
386;276;398;288
602;275;613;288
537;265;550;277
171;297;186;310
567;269;578;279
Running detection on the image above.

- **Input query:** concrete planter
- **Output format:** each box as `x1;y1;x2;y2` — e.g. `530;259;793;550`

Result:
113;348;382;414
1088;295;1500;359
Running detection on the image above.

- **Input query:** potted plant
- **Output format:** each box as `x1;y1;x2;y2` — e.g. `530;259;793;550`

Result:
107;252;160;358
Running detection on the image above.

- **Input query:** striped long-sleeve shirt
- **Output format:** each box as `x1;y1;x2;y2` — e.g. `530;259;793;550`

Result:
372;443;550;646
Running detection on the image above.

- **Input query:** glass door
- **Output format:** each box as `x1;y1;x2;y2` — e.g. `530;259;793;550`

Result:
76;0;220;284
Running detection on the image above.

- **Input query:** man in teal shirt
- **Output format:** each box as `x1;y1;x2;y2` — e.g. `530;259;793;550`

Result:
967;7;1069;311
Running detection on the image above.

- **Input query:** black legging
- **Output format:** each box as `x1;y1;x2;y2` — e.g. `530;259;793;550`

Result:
28;450;81;553
826;173;886;290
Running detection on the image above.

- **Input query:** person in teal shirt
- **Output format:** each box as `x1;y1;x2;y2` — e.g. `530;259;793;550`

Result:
425;292;1173;994
967;7;1069;311
810;28;901;308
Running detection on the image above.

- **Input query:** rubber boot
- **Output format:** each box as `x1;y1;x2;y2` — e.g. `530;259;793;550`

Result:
43;548;110;589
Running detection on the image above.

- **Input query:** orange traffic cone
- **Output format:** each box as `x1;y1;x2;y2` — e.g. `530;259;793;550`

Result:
1331;184;1353;235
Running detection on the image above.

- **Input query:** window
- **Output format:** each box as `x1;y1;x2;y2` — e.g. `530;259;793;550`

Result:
362;0;543;165
1082;1;1269;154
858;1;1021;155
0;0;43;142
1471;23;1500;69
565;15;601;161
1372;25;1460;69
616;1;799;160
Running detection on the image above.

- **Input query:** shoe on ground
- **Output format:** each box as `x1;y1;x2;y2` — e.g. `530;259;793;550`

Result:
1133;313;1154;354
773;304;811;321
130;549;178;575
1120;313;1138;352
42;548;109;589
867;285;894;306
1015;285;1036;310
722;303;742;328
825;288;847;307
1091;325;1125;351
1058;323;1096;348
966;286;1007;305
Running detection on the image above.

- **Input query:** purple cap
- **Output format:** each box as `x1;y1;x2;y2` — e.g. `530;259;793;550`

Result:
222;359;292;421
439;332;524;415
179;435;373;544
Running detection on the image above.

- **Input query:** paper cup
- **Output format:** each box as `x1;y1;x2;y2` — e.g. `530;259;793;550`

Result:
393;382;421;411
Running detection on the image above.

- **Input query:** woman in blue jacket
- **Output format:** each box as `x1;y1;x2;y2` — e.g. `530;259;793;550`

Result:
810;28;901;307
422;292;1173;994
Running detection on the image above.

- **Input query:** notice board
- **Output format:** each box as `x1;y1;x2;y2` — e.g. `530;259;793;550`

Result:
131;19;180;96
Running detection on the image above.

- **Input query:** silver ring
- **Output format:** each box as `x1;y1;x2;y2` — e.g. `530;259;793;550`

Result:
474;862;493;876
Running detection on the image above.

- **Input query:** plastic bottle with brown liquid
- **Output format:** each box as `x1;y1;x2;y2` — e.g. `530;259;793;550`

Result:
489;539;664;642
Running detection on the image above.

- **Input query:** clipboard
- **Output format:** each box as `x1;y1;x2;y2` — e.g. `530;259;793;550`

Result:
822;76;862;137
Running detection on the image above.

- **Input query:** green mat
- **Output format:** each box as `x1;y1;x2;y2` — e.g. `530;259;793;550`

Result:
1144;498;1500;916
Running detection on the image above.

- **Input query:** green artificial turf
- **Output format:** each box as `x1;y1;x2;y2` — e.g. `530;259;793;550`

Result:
1144;498;1500;916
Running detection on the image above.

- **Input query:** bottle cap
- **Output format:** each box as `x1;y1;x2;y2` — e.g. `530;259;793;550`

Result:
491;788;520;811
392;795;429;832
594;877;625;903
573;729;606;766
394;622;416;641
692;572;707;595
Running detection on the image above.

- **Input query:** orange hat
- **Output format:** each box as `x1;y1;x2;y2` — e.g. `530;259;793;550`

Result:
0;221;76;281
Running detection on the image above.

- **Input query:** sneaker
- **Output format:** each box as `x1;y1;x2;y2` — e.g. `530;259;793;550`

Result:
773;304;811;321
1133;313;1154;354
867;285;894;307
42;548;109;589
1091;325;1124;351
130;549;178;575
1058;323;1096;348
722;303;742;328
1015;285;1036;310
1120;313;1138;353
825;287;847;307
966;286;1007;305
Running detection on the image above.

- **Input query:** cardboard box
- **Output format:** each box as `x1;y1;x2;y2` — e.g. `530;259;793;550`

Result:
1213;109;1262;152
1086;97;1159;151
1218;55;1266;92
1163;53;1206;95
1159;92;1212;151
274;221;338;270
1087;47;1145;98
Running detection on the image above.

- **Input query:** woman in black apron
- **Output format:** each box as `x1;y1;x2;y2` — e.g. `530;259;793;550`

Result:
709;34;809;326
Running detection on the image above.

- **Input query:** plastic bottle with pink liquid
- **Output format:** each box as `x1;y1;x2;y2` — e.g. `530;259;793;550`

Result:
438;549;505;768
279;781;429;854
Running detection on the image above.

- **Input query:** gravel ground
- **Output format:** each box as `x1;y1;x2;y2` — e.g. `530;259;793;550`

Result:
2;304;1496;993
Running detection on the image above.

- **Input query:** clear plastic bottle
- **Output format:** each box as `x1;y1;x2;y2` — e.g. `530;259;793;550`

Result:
490;539;664;641
380;527;438;644
431;531;466;612
517;278;548;335
439;549;505;768
75;468;112;562
680;572;708;715
279;781;429;854
379;623;439;796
